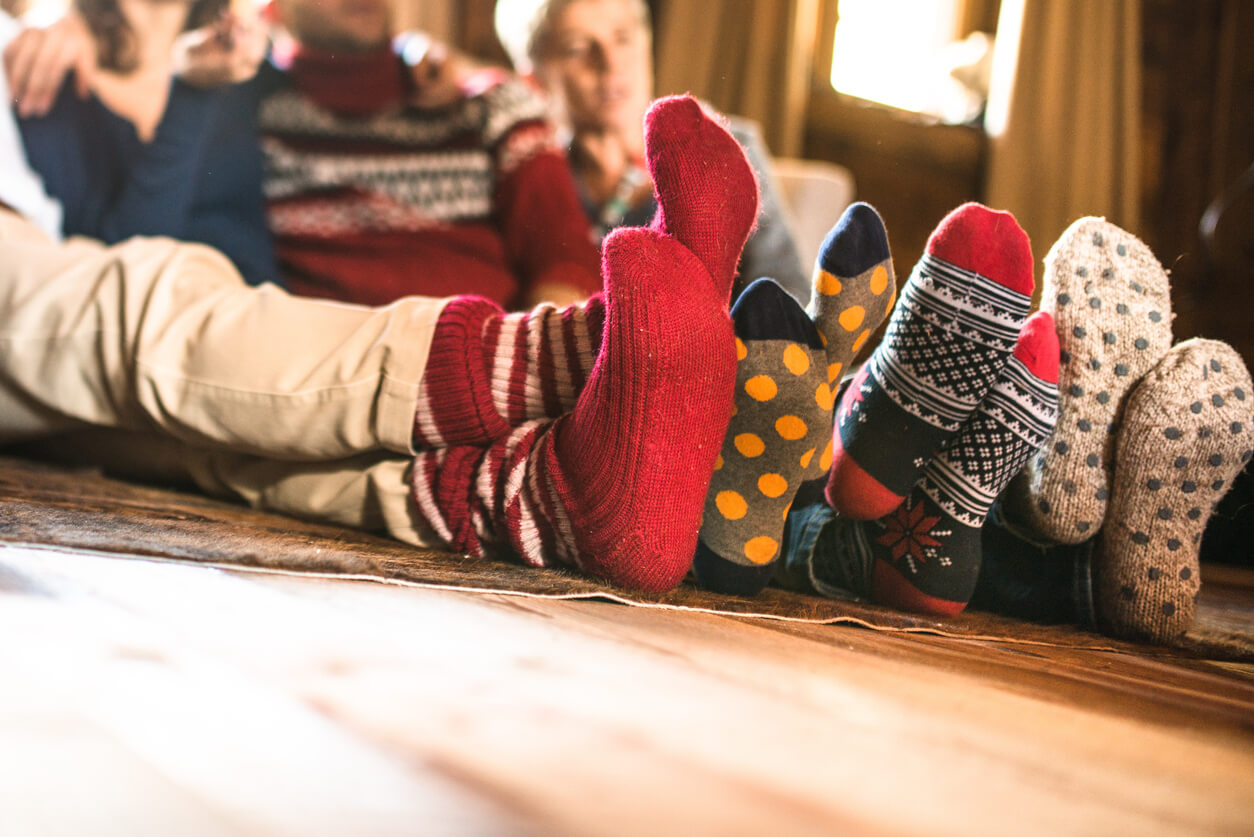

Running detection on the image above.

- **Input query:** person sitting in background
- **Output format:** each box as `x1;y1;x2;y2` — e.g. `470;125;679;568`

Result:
494;0;810;305
7;0;281;285
8;0;603;309
255;0;602;308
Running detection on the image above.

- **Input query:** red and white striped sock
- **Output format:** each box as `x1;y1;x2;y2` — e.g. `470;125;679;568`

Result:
410;95;758;591
412;294;605;448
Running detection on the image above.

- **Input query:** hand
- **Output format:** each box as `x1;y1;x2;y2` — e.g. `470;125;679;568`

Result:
172;11;269;89
3;13;96;118
396;31;478;109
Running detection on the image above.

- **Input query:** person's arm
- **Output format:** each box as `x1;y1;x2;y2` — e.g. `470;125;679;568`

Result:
484;79;602;308
728;117;810;306
3;11;95;118
0;12;63;238
9;10;268;246
97;12;268;242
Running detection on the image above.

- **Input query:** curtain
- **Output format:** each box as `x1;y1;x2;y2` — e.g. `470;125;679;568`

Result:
653;0;820;158
983;0;1142;282
393;0;455;43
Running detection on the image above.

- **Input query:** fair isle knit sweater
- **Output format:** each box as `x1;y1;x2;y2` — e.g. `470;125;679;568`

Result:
260;44;602;308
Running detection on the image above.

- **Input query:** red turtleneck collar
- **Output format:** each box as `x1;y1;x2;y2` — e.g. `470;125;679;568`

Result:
273;37;406;117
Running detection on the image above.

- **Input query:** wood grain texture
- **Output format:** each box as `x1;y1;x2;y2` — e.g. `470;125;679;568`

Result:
2;543;1253;835
2;455;1254;832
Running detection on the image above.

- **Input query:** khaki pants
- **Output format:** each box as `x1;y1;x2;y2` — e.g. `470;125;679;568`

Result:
0;209;449;546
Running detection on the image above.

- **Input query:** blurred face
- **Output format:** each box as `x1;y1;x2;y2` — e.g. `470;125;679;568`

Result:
270;0;392;53
535;0;652;139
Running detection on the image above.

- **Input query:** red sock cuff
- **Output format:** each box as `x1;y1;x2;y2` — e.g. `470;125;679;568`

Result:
417;296;512;447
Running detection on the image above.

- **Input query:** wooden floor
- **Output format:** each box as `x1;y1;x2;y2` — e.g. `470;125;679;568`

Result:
4;536;1254;836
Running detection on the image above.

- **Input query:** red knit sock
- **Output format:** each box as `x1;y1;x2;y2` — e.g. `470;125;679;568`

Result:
413;295;605;448
647;95;760;298
410;95;758;590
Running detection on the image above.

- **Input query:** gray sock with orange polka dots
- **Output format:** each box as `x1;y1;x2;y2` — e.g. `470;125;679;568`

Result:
1006;218;1174;544
806;201;897;389
1094;338;1254;643
693;278;832;595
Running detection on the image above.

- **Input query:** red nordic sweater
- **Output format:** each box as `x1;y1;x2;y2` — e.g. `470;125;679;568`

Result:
259;44;602;309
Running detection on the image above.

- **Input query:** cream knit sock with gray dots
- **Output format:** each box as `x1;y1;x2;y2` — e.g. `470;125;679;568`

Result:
1096;338;1254;643
1008;217;1173;543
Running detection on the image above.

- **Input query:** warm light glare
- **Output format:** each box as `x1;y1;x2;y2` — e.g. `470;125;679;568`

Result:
830;0;960;115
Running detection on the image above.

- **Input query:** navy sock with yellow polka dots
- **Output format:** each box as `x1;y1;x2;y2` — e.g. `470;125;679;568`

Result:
807;201;897;389
693;278;831;595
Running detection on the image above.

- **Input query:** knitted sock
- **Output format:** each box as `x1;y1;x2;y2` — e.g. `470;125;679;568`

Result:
1095;338;1254;643
825;203;1034;520
411;94;757;591
806;201;897;387
1006;218;1173;544
413;295;605;448
869;311;1060;615
691;279;830;595
647;95;760;299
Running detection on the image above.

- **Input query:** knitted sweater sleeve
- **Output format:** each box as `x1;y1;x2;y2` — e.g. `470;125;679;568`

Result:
483;80;602;306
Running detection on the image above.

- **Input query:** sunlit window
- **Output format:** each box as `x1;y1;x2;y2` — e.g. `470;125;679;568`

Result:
830;0;992;124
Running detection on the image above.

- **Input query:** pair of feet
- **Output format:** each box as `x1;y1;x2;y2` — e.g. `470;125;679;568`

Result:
1000;218;1254;642
412;95;763;591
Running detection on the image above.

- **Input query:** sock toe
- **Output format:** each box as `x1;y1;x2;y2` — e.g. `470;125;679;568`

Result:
815;202;893;279
1014;311;1060;384
926;202;1034;297
644;95;759;297
735;277;826;345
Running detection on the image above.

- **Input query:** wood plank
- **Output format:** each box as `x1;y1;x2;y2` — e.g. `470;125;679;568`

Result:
5;544;1251;835
0;547;531;837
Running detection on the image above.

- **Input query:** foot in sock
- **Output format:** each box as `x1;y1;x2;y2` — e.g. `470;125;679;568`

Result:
868;311;1060;615
806;201;897;389
825;202;1034;520
410;95;759;591
1095;339;1254;643
647;97;759;297
691;279;831;595
1006;217;1173;543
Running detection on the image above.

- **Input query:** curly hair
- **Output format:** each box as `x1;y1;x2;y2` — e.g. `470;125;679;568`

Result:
77;0;228;73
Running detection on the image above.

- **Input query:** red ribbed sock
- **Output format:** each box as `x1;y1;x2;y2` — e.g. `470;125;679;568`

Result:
413;295;605;448
410;95;758;590
647;95;760;299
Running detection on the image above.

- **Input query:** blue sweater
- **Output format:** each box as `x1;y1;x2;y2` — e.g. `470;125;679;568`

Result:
18;77;280;287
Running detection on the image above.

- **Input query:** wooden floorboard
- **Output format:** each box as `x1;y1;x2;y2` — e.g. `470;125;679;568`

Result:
3;543;1254;836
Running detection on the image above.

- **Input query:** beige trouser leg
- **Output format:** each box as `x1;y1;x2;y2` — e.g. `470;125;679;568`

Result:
0;209;448;546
